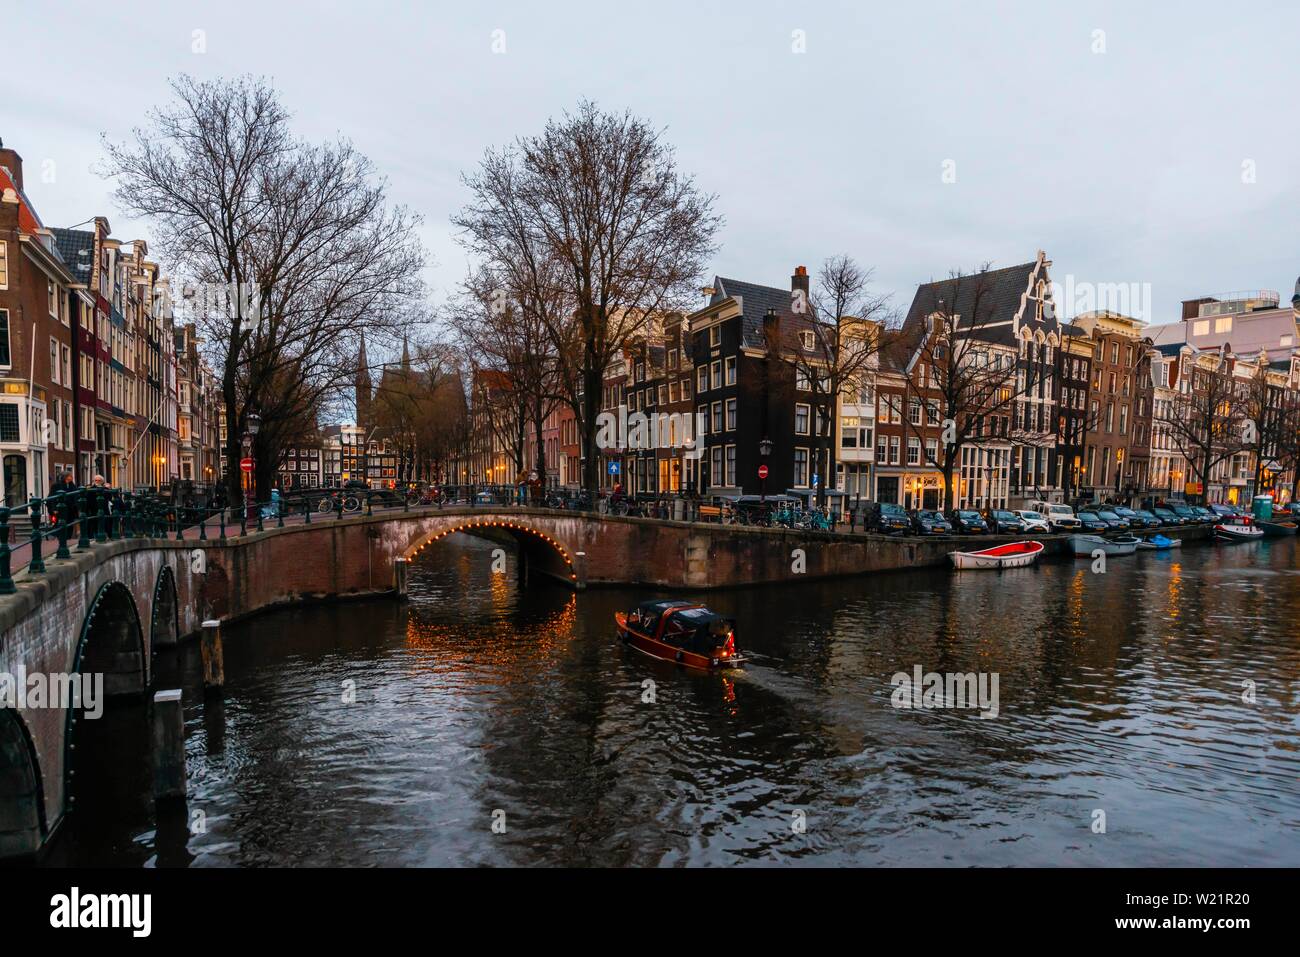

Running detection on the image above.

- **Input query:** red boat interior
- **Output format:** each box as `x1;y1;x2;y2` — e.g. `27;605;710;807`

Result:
972;541;1042;557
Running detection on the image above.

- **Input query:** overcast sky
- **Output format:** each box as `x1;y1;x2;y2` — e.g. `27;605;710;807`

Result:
6;0;1299;353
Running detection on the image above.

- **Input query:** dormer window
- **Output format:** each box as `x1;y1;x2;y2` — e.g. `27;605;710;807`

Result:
800;330;815;351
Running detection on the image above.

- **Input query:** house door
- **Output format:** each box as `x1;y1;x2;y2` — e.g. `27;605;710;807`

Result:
3;454;27;508
876;475;899;505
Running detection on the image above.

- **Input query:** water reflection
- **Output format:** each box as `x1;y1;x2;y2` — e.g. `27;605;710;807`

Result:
44;531;1300;867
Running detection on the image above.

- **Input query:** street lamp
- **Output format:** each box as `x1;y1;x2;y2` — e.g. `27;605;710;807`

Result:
242;409;261;514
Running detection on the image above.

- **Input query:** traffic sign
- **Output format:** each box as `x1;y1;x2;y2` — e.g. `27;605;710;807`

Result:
758;464;769;480
608;461;620;475
240;457;254;473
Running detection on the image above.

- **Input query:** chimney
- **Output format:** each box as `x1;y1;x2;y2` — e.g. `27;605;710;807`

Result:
763;307;781;346
0;141;22;191
791;265;809;294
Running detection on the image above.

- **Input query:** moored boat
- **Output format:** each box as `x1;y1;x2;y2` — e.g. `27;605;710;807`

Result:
1071;534;1139;557
1137;534;1178;550
948;540;1044;570
614;600;746;669
1214;517;1264;542
1256;520;1297;537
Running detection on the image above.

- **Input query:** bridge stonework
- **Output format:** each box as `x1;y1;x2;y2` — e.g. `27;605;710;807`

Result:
1;505;1094;858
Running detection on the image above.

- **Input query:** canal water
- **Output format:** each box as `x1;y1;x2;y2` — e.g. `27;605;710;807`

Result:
47;533;1300;867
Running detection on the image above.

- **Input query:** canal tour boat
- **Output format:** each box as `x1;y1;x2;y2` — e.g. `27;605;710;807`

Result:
1070;534;1139;557
1213;516;1264;542
614;600;746;670
948;540;1044;570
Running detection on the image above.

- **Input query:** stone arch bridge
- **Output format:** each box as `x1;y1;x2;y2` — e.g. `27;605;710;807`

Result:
0;505;971;858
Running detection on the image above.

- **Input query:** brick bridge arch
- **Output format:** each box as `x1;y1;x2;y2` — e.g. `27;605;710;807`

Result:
400;514;580;586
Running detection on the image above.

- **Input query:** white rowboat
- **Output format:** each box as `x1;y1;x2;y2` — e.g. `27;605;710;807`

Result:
949;540;1045;570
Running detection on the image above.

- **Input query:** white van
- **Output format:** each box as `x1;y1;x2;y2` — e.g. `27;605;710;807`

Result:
1027;500;1081;531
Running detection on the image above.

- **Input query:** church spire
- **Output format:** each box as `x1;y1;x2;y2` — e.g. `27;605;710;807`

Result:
401;334;410;372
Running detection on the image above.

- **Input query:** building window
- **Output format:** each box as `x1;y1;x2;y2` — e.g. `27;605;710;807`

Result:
709;326;721;348
800;330;815;351
725;355;736;385
710;360;721;389
0;310;9;367
907;437;920;465
0;403;20;443
794;448;809;487
0;242;7;288
725;445;736;486
697;367;707;393
725;398;737;431
795;403;810;435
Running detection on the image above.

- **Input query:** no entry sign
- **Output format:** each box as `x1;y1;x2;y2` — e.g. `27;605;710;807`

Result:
758;464;769;480
240;457;254;473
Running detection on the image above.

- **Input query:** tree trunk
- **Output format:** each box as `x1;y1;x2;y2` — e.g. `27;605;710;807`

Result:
223;363;242;507
581;355;601;494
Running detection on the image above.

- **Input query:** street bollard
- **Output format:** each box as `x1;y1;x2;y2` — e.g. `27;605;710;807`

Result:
152;689;187;801
200;619;225;692
95;493;108;544
53;491;71;559
76;490;91;550
28;497;45;574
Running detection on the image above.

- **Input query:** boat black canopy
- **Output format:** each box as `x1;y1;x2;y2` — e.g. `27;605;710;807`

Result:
661;606;735;652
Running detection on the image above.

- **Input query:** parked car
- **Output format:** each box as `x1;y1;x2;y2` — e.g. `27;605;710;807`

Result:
948;509;989;534
1113;506;1158;528
1130;508;1165;527
863;501;912;535
1152;506;1180;524
1191;506;1217;523
1028;500;1082;532
1209;503;1242;520
910;509;952;535
984;509;1028;534
1075;510;1110;533
1168;504;1199;524
1014;509;1052;533
1095;509;1130;530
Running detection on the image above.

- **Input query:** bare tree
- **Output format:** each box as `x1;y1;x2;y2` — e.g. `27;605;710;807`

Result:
1157;349;1247;503
104;74;427;502
371;338;466;485
453;266;566;484
896;266;1033;512
1238;355;1300;499
454;101;721;492
772;256;894;505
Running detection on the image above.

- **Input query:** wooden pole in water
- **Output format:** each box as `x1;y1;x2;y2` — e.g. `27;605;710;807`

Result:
393;557;408;598
152;689;187;801
200;619;225;692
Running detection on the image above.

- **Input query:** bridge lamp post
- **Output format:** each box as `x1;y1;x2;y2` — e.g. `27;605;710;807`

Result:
244;410;262;513
759;436;773;505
